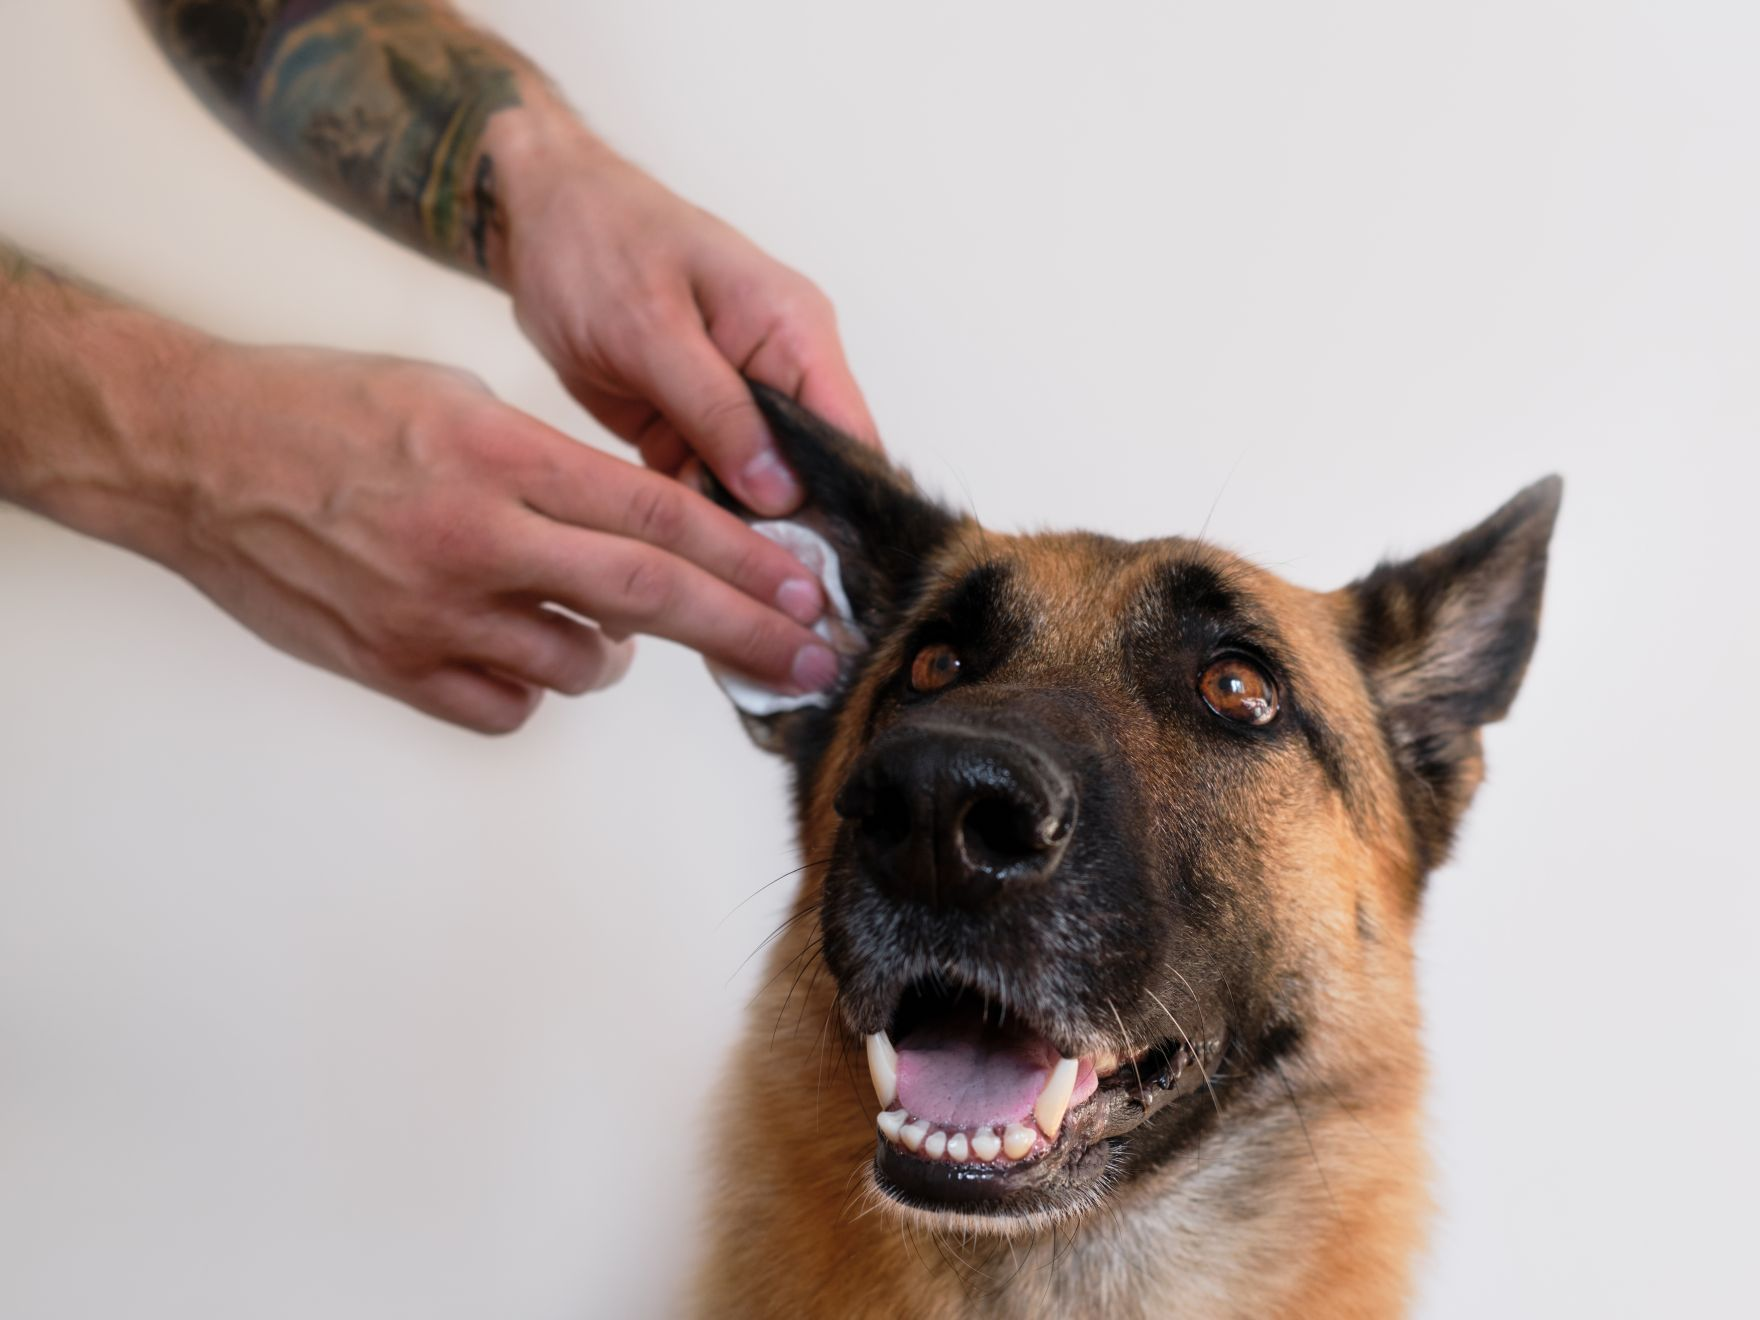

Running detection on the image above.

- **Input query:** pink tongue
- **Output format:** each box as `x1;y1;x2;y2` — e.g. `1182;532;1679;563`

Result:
896;1023;1097;1130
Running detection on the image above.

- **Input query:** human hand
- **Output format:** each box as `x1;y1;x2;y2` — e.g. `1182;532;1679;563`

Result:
485;117;879;512
115;342;841;733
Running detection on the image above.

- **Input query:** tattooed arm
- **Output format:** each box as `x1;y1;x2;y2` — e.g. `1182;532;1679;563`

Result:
134;0;523;275
0;238;840;731
0;2;873;730
135;0;877;512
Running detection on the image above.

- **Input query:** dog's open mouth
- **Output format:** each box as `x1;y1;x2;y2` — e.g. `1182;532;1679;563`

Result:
863;981;1222;1216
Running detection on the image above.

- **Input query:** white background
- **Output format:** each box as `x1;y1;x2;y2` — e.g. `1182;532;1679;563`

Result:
2;2;1755;1316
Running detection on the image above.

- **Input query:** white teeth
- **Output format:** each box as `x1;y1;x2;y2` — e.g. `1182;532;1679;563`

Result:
1034;1057;1080;1140
865;1032;898;1109
879;1118;1030;1164
1094;1050;1121;1077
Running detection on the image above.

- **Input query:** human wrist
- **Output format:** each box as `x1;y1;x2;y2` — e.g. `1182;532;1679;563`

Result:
0;290;217;566
477;100;621;291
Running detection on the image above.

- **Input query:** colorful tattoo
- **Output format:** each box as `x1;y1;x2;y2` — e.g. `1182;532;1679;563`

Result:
138;1;522;272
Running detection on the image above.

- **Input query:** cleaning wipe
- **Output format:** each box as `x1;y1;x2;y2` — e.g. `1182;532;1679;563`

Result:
711;521;865;715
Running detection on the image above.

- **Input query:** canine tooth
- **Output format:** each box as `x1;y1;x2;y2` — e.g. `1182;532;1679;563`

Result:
924;1130;947;1160
877;1110;907;1143
1034;1057;1080;1140
971;1129;1002;1161
1002;1123;1036;1160
945;1132;970;1162
865;1032;898;1109
899;1119;929;1152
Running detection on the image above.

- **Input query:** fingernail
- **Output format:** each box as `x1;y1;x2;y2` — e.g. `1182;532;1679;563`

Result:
776;576;824;626
792;642;839;692
740;449;803;514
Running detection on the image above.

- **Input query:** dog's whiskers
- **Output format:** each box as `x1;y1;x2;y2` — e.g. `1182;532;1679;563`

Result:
1146;982;1224;1121
714;854;834;929
741;911;821;1005
793;953;827;1040
727;900;821;986
1273;1057;1338;1214
770;938;824;1046
1107;997;1147;1100
1162;962;1212;1040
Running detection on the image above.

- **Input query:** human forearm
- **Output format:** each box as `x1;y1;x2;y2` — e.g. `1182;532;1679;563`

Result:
136;1;878;518
134;0;582;276
0;235;837;729
0;242;206;561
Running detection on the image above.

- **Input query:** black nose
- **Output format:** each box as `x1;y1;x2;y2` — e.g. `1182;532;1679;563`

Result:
834;726;1076;909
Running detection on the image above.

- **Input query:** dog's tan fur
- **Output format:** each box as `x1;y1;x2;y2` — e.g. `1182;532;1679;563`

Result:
696;411;1556;1318
699;527;1452;1316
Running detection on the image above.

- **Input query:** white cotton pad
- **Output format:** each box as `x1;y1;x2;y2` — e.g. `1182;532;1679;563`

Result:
710;521;866;715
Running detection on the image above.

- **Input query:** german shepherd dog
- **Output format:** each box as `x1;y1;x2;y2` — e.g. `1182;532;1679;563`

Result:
702;387;1560;1316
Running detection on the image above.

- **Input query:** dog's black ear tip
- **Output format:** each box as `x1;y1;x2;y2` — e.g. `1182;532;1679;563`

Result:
745;377;795;417
744;377;870;473
1520;471;1562;513
745;378;833;437
1511;473;1564;528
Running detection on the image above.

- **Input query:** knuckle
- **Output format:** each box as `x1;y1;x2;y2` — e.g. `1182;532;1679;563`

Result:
453;413;527;476
733;614;791;677
615;555;680;621
689;393;760;452
407;504;513;586
625;478;689;547
724;537;775;596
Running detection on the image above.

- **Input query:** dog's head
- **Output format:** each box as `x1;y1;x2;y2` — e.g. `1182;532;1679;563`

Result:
728;385;1559;1232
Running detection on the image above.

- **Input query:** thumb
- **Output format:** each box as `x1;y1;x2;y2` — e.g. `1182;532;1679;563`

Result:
629;328;802;516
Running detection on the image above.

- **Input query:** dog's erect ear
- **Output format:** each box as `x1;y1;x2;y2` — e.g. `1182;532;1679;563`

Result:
1345;476;1563;874
740;383;961;630
714;383;960;766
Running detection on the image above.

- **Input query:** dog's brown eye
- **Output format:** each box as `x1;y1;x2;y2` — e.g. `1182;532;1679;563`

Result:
1199;656;1279;726
909;643;962;693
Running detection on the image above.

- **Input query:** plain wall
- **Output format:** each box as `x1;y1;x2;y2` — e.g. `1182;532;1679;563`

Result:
2;2;1754;1316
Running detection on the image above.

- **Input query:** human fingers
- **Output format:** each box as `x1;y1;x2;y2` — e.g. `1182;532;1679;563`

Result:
398;664;545;736
624;323;803;516
522;441;825;625
460;607;637;697
560;377;693;477
635;419;691;477
738;311;880;449
516;525;838;690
